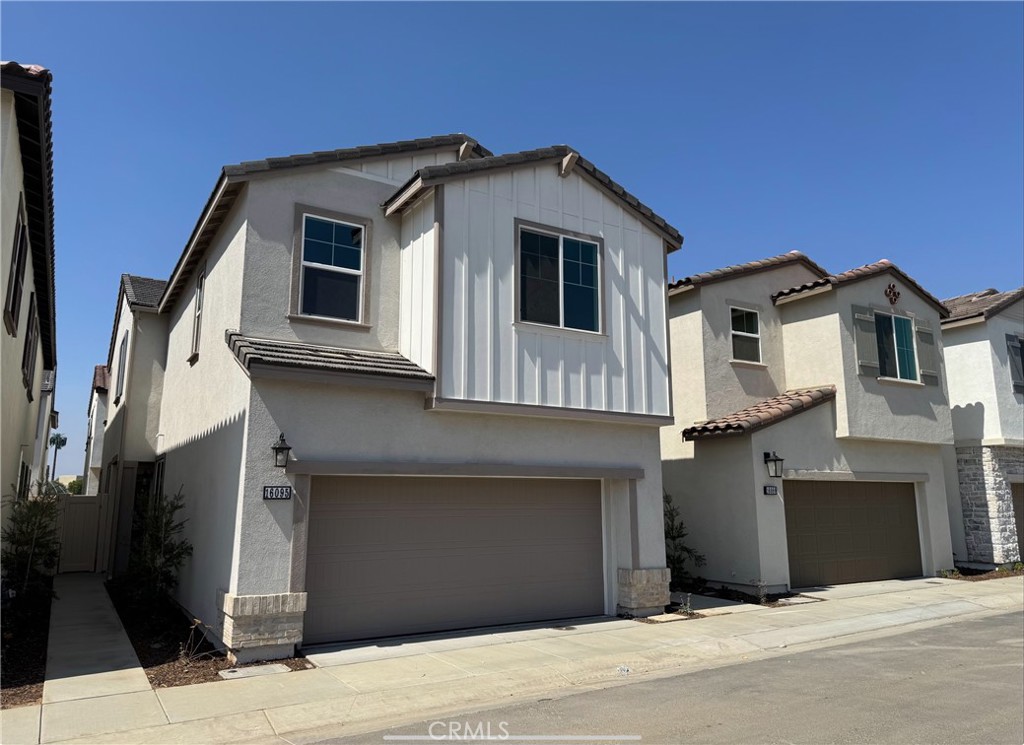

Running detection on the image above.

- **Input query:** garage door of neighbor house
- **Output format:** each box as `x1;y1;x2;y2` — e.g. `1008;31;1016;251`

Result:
1012;483;1024;560
784;480;922;588
304;476;605;645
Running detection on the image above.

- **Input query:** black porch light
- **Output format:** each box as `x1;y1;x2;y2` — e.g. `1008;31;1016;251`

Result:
763;451;784;479
272;433;292;468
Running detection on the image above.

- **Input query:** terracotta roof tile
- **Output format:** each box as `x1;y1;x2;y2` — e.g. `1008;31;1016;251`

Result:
668;251;828;293
226;332;434;385
941;287;1024;324
682;386;837;440
771;259;948;316
92;365;109;392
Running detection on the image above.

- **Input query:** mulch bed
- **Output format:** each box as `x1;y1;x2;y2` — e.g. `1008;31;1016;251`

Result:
946;566;1024;582
1;582;53;709
105;581;313;689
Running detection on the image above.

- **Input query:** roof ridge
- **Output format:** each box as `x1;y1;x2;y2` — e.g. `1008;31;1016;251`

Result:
669;250;828;292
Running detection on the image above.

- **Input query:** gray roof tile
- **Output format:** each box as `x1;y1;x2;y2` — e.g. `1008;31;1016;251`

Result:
122;274;167;308
668;251;829;293
942;287;1024;324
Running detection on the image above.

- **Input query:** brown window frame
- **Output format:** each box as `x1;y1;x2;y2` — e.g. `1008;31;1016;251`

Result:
20;293;39;399
4;199;29;336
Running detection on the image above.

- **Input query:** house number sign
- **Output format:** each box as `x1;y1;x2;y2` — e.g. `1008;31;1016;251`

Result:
263;486;292;500
885;283;901;305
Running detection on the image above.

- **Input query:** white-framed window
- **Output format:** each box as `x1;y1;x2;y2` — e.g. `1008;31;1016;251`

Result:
299;213;365;322
518;225;602;333
875;312;918;381
190;269;205;361
115;331;128;401
730;307;761;363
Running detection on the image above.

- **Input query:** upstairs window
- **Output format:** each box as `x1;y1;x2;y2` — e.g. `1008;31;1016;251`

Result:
190;269;205;362
115;331;128;402
730;308;761;362
875;312;917;381
4;203;28;336
300;214;364;322
1007;334;1024;394
518;226;601;333
20;293;38;398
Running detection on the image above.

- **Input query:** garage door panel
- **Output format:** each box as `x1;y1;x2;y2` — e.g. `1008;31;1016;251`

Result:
304;476;605;645
785;480;922;588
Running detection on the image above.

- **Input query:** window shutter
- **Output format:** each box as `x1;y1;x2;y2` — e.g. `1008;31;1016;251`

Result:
1007;334;1024;394
914;319;940;386
852;305;879;376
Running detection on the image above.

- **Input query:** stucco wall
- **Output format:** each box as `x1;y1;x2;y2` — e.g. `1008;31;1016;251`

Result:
439;167;671;417
943;319;1002;444
124;310;168;462
100;295;133;474
989;305;1024;443
1;89;44;505
159;191;251;632
238;378;668;610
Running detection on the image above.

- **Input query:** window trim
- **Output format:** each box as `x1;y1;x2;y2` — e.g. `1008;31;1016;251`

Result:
874;311;919;382
20;293;38;399
514;219;605;335
290;204;373;327
729;306;761;364
189;267;205;364
4;196;29;336
114;330;129;403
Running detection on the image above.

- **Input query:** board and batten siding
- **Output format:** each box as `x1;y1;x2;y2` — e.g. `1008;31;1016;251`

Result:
439;165;670;417
336;151;458;185
399;192;437;373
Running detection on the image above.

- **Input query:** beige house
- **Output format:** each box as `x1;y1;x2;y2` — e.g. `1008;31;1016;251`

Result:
81;365;109;495
98;134;682;661
941;287;1024;567
662;251;955;593
1;61;57;512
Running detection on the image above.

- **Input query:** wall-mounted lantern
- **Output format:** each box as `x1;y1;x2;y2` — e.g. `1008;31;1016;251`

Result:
763;451;784;479
271;433;292;468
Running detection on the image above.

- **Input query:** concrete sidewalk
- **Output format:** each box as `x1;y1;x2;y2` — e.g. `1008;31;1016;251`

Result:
1;575;1021;745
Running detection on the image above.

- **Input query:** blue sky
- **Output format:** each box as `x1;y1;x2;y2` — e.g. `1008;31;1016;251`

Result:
3;2;1022;474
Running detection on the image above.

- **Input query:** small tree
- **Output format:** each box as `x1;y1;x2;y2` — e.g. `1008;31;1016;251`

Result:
664;493;706;592
128;487;193;601
67;478;83;495
1;481;65;603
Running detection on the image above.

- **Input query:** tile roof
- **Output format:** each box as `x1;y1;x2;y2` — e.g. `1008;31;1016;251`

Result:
92;365;109;392
226;332;435;386
162;135;489;311
771;259;949;317
223;134;491;178
682;386;837;441
941;287;1024;324
122;274;167;308
2;61;56;370
385;145;684;249
668;251;829;293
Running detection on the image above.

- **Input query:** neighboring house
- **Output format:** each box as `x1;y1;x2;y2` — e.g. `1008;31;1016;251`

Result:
102;134;681;662
940;286;1024;567
95;274;168;576
661;251;955;594
81;364;109;495
1;61;57;513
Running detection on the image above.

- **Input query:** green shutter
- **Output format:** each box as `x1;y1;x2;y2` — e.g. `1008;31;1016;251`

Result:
853;305;879;376
1007;334;1024;394
915;319;940;386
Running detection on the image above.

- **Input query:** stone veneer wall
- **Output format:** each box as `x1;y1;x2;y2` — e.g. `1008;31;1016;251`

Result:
957;445;1024;565
617;568;670;616
218;590;307;663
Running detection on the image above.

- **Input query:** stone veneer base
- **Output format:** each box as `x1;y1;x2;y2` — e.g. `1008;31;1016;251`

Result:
617;567;670;617
217;590;307;663
956;445;1023;565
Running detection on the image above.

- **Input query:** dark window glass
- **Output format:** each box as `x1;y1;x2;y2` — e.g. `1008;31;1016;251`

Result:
520;230;561;326
303;216;363;271
564;283;599;332
875;315;898;378
302;266;359;320
893;316;917;381
562;239;599;332
732;335;760;362
731;308;758;335
304;216;334;243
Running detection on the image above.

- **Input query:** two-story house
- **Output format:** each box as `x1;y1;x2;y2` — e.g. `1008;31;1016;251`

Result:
1;61;57;513
941;286;1024;567
95;274;168;576
115;134;682;662
662;252;955;594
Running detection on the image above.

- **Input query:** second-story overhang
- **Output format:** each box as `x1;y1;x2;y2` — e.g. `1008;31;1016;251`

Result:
382;145;684;253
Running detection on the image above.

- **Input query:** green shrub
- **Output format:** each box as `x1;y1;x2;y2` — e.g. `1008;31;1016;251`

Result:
1;482;64;603
127;487;193;602
664;493;706;592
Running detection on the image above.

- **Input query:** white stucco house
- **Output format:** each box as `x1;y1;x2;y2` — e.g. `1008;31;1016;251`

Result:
661;251;956;594
98;134;682;661
940;286;1024;567
81;365;109;496
1;61;57;515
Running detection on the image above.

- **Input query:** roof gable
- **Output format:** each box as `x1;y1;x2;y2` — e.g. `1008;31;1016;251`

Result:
772;259;949;317
941;286;1024;325
682;386;837;440
668;251;829;295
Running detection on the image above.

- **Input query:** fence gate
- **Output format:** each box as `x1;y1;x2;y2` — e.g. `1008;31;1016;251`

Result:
59;495;100;573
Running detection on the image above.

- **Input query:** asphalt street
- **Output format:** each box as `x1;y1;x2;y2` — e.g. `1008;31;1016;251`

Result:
329;610;1024;745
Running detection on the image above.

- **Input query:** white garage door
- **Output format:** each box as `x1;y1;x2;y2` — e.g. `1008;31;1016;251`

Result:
304;476;605;645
